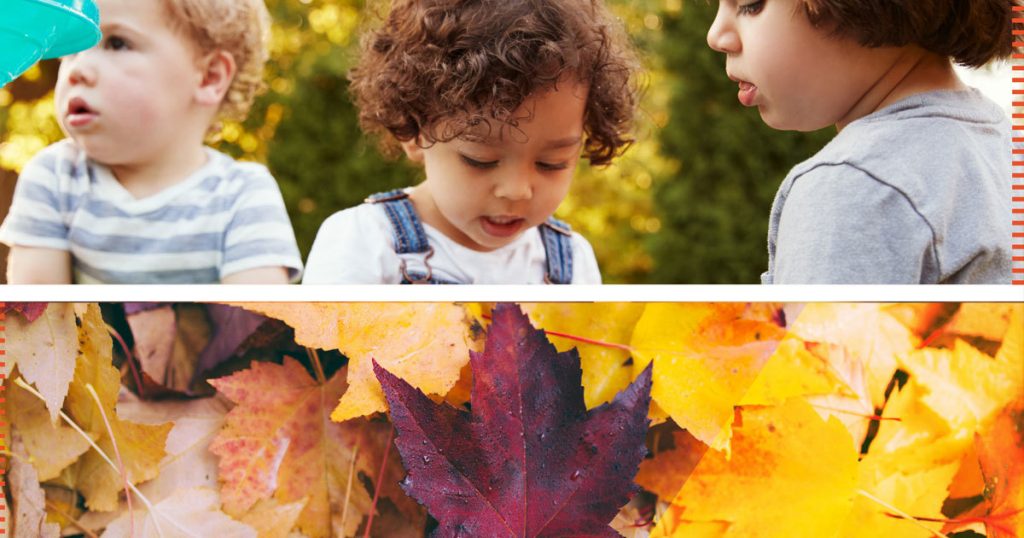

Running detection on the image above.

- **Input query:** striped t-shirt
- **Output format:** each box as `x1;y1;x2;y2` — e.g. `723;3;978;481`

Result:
0;140;303;283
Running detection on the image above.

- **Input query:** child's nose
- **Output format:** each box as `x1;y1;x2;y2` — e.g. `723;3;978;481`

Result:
62;52;98;86
707;7;741;53
494;171;533;201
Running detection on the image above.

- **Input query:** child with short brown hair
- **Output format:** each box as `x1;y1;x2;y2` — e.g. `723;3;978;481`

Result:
707;0;1017;283
1;0;302;283
303;0;641;284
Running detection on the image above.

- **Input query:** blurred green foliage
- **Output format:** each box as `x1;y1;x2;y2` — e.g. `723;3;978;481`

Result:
0;0;829;283
647;2;830;283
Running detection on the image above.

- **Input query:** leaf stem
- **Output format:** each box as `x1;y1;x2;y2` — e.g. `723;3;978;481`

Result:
45;499;100;538
363;425;395;538
108;323;146;400
340;444;360;534
856;489;948;538
307;347;326;384
86;382;135;538
810;404;901;422
13;377;195;538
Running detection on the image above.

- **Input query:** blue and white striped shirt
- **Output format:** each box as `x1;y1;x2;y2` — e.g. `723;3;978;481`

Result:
0;140;303;283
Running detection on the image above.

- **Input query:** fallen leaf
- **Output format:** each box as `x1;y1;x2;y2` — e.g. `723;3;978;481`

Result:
10;373;92;481
195;304;271;380
209;358;392;538
840;461;959;538
238;498;308;538
7;302;78;422
64;304;172;511
652;398;858;538
899;339;1021;431
631;303;786;452
964;397;1024;538
127;304;211;396
4;302;48;322
374;303;653;537
231;303;477;421
101;487;256;538
635;429;708;501
789;304;917;407
738;337;845;407
522;303;644;408
10;433;62;538
945;303;1018;342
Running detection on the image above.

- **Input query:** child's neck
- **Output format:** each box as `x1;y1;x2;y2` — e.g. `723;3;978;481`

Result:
107;142;209;199
836;47;967;131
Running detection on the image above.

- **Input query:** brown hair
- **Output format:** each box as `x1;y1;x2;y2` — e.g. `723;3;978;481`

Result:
159;0;270;121
798;0;1021;68
349;0;642;166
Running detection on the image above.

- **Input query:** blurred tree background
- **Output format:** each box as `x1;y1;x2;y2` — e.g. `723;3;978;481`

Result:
0;0;830;283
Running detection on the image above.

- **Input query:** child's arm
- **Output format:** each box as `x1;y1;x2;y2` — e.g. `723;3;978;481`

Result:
6;246;72;284
221;266;290;284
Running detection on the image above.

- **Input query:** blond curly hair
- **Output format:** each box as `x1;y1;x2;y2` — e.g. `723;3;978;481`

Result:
160;0;270;122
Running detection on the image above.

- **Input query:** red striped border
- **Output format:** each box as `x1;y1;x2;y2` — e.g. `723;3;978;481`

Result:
1015;7;1024;283
0;304;6;535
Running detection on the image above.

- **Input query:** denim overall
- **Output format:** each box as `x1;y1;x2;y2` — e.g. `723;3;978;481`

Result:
366;189;575;284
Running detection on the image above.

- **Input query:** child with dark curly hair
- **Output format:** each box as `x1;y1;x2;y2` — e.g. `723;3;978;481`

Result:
708;0;1017;283
302;0;640;284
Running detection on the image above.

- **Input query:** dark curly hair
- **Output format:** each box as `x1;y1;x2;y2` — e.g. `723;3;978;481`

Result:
798;0;1022;68
349;0;641;166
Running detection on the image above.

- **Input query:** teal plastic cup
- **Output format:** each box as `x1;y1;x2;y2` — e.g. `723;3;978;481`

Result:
1;0;101;87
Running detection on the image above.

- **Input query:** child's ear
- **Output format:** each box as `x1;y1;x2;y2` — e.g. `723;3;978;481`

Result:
400;138;425;163
194;51;237;107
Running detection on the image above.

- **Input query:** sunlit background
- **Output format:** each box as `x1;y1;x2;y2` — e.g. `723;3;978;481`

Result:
0;0;1011;283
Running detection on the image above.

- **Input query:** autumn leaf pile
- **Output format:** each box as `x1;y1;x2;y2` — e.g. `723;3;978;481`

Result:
2;301;1022;538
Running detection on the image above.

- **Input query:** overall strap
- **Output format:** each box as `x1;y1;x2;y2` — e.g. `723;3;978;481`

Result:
366;189;446;284
539;217;574;284
365;190;431;254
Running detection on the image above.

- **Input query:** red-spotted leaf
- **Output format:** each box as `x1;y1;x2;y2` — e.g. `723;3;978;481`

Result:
374;303;652;538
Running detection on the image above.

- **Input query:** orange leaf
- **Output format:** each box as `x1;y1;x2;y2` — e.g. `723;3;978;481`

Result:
230;303;478;420
209;357;403;538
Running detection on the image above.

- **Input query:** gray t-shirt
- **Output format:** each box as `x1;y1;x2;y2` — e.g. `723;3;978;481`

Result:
763;89;1011;284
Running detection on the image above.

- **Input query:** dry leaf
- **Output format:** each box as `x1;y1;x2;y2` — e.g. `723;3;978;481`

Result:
9;375;92;481
10;433;62;538
209;358;388;538
231;303;477;421
7;302;78;423
64;304;172;511
101;487;256;538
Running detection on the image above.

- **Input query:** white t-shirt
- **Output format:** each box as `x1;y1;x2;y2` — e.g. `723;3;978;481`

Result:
302;202;601;284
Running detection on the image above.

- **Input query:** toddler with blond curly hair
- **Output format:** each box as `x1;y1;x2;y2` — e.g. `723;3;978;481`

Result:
1;0;302;284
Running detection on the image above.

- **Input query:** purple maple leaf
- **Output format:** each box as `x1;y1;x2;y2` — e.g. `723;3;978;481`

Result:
374;303;652;538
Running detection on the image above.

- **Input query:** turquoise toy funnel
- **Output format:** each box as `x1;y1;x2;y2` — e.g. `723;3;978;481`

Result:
1;0;101;87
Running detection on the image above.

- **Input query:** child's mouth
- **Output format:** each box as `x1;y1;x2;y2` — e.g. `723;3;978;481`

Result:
481;215;525;238
66;97;98;128
737;81;758;107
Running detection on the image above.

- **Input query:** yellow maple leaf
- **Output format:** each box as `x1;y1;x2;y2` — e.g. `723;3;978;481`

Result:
522;303;644;408
9;374;92;481
651;398;858;538
899;339;1022;432
631;303;786;452
840;461;960;538
63;304;172;512
739;337;846;406
788;304;918;407
231;303;477;421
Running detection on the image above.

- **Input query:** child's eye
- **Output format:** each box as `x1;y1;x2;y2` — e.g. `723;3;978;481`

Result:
460;155;498;169
737;0;764;15
537;161;569;171
104;35;131;51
